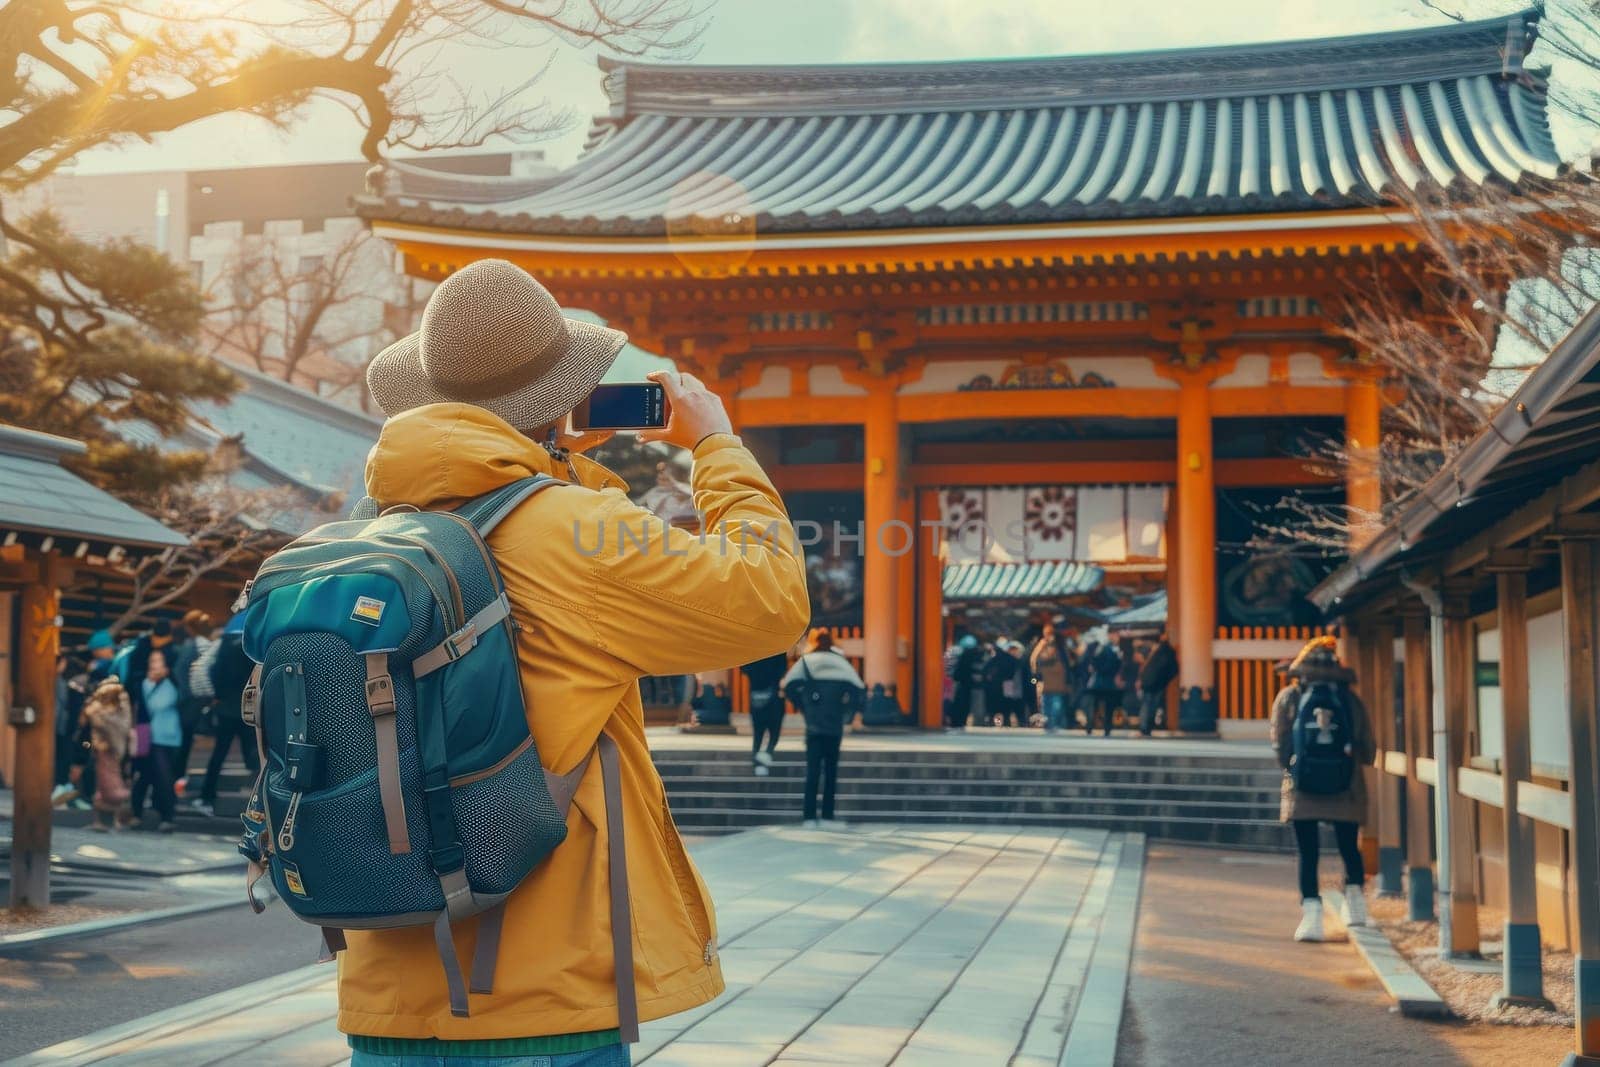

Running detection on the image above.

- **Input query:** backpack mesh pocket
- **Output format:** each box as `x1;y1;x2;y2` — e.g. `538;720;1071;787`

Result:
453;741;568;897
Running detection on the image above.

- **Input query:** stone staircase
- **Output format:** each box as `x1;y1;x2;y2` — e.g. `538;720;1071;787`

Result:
655;745;1292;850
180;738;1291;851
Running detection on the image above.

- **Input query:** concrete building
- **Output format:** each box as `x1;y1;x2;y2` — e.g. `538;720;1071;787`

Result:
14;152;553;405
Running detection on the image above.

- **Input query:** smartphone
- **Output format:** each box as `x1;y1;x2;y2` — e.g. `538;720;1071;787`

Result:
572;382;670;430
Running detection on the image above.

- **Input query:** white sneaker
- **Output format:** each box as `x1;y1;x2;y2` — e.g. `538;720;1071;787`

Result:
802;819;821;829
820;818;848;830
50;784;75;805
754;750;774;767
1294;899;1325;942
1342;884;1369;927
753;764;770;777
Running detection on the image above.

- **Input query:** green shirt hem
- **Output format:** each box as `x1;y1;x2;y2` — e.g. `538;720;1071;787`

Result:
348;1029;621;1057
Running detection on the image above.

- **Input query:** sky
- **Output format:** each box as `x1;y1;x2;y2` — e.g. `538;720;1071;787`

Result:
68;0;1588;177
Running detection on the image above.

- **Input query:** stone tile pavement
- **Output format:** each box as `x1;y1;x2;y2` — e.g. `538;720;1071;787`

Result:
7;825;1144;1067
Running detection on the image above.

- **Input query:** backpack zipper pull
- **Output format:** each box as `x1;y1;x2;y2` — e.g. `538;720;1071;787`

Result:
278;791;302;852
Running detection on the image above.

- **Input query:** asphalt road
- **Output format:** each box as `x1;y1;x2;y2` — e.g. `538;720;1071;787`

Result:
0;899;310;1060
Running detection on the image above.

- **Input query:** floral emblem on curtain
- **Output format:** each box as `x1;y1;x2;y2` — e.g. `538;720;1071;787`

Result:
943;488;985;549
1025;487;1076;542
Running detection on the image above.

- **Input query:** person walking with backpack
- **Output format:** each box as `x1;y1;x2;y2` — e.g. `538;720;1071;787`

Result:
781;629;865;829
238;260;808;1065
1269;636;1376;942
742;650;790;776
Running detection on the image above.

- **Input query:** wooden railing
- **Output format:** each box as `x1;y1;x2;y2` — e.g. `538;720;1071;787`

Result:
1213;625;1333;720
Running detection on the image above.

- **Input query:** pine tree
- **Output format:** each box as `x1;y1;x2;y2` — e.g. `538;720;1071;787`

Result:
0;208;238;492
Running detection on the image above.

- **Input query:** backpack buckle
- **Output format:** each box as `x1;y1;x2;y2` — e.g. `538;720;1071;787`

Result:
444;621;478;662
365;671;396;717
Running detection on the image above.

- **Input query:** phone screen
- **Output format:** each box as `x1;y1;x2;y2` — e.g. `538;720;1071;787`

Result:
576;383;669;430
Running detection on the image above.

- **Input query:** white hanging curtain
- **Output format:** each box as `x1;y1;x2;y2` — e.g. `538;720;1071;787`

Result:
938;485;1167;564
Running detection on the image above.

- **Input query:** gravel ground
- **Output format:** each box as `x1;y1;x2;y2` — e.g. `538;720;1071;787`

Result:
1369;895;1574;1029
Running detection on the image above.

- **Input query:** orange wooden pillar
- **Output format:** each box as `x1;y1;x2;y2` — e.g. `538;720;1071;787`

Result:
1345;373;1382;548
1175;371;1217;732
862;386;900;700
896;489;916;708
917;490;945;728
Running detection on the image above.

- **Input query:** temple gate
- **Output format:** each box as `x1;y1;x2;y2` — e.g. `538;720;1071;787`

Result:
359;12;1562;731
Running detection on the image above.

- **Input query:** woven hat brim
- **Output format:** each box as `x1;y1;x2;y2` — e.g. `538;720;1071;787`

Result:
368;317;627;430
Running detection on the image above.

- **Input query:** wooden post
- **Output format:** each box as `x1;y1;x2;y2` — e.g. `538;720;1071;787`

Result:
1560;539;1600;1064
1175;372;1216;732
1491;566;1554;1008
895;486;916;710
862;387;900;703
1402;610;1436;921
1164;488;1181;728
1344;373;1382;549
1440;585;1481;957
10;555;62;910
1348;624;1381;877
1367;618;1405;895
917;490;945;729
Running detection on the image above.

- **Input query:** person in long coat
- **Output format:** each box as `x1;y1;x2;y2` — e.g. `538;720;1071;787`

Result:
1269;636;1376;943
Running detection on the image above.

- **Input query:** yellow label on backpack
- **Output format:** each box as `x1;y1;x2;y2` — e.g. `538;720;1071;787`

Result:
281;860;309;898
351;596;386;626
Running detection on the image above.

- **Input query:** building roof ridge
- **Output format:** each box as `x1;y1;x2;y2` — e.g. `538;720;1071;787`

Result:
597;10;1538;117
223;361;385;434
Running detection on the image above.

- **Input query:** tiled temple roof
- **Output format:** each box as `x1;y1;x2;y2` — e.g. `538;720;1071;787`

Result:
0;426;186;552
943;561;1104;601
361;11;1562;237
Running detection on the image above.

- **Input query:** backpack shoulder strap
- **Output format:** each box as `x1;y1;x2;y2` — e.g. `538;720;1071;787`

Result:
454;475;559;537
471;736;638;1041
350;474;556;529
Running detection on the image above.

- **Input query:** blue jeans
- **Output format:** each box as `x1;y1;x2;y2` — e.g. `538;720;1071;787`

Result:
1041;691;1068;731
351;1047;629;1067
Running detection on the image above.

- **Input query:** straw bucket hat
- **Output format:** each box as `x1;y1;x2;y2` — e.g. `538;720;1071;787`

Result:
366;259;626;430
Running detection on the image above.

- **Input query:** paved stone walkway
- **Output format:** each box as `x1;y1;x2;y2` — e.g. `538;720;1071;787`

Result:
8;826;1143;1067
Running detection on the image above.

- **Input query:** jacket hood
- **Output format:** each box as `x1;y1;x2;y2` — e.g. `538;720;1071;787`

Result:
364;402;626;508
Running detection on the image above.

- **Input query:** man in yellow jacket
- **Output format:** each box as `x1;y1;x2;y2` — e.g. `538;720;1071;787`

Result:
345;259;810;1064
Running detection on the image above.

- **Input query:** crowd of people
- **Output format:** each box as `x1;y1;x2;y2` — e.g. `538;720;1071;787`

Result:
49;608;259;832
943;621;1177;737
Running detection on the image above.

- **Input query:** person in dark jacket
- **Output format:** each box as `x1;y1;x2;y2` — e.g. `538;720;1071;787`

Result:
1084;635;1123;737
781;629;865;829
1137;631;1178;737
1269;637;1376;943
742;650;790;776
982;639;1026;727
192;614;261;816
946;634;982;732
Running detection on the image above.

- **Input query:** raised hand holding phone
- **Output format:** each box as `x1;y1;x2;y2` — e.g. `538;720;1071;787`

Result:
637;370;733;451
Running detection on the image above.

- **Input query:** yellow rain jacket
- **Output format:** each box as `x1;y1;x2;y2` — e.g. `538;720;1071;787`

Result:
337;403;809;1040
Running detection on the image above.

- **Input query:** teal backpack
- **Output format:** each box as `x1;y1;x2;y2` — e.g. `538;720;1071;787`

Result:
235;477;638;1037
